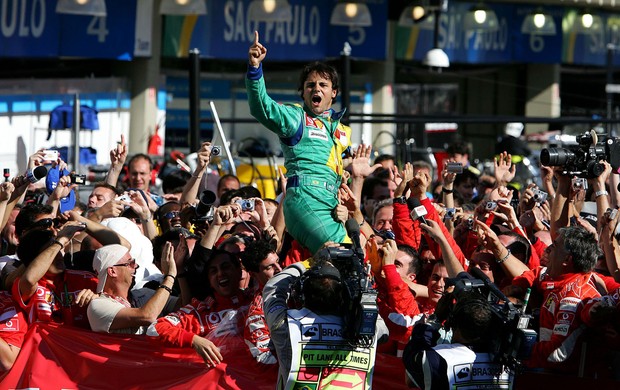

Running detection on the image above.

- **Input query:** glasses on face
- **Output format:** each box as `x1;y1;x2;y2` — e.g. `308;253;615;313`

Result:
29;218;62;230
113;258;138;268
162;211;180;219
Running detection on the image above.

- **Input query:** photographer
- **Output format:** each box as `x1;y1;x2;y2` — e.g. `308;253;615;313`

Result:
263;247;385;389
403;291;514;389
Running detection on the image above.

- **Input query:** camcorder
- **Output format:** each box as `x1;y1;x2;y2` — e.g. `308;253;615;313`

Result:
437;269;537;371
540;131;620;178
195;190;216;222
313;246;378;348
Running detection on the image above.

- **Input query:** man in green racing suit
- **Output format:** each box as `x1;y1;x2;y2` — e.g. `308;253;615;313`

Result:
246;31;351;254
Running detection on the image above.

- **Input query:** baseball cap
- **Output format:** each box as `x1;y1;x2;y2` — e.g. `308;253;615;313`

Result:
93;244;129;293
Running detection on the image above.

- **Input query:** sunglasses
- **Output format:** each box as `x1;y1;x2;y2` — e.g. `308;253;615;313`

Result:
162;211;180;219
113;258;138;268
29;218;62;230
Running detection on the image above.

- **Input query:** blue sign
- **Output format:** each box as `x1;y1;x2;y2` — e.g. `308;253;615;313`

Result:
0;0;136;60
164;0;388;61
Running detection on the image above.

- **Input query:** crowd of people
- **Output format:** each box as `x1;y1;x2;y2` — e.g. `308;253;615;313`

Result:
0;32;618;389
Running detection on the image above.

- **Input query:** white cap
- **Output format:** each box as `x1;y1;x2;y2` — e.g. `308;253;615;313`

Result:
505;122;524;138
93;244;129;293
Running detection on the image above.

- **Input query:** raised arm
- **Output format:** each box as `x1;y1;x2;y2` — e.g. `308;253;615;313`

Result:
107;242;177;329
180;142;212;206
105;134;128;187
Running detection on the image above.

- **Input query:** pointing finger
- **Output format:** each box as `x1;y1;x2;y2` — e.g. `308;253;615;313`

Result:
254;30;259;46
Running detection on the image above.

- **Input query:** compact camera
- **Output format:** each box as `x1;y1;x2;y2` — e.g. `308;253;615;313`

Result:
572;177;588;191
485;201;498;211
236;198;255;212
42;150;59;162
466;217;475;230
532;189;548;204
444;208;456;220
211;146;222;156
70;173;86;185
446;162;463;174
115;194;132;203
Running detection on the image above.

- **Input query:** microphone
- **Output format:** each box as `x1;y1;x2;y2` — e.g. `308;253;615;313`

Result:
25;166;48;184
345;218;364;260
409;198;428;225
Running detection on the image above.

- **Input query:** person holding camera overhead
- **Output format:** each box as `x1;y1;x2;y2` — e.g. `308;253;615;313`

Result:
246;31;355;254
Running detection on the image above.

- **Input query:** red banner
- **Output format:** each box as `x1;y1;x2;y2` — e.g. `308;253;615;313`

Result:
0;324;409;389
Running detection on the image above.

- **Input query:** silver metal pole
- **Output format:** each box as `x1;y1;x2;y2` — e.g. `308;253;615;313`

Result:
72;93;80;172
209;101;236;176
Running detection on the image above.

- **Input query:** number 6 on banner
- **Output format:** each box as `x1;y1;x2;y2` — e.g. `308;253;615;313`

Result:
87;16;109;43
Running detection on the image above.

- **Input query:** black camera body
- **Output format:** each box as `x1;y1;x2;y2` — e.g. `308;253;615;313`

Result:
301;247;378;346
440;270;537;371
70;173;86;185
540;132;620;178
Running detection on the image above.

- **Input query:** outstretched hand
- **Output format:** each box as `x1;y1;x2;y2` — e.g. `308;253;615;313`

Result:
248;31;267;67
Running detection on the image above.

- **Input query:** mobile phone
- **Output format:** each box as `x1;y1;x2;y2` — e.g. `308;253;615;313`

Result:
446;162;463;174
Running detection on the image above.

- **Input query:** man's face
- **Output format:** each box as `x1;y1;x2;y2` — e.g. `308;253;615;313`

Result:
455;178;476;202
450;153;468;165
129;158;151;192
470;249;495;282
254;252;282;287
302;71;337;115
373;205;393;232
88;187;116;209
112;252;138;286
264;202;277;223
217;177;240;199
427;263;448;304
207;254;241;297
158;203;181;233
394;249;416;282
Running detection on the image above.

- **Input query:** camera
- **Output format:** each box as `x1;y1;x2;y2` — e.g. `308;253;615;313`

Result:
571;177;588;191
444;208;456;220
446;162;463;174
236;198;255;212
297;246;378;346
540;131;620;178
70;173;86;185
211;146;222;156
532;189;548;204
195;190;216;222
438;269;537;371
466;217;475;230
42;149;59;162
485;201;498;211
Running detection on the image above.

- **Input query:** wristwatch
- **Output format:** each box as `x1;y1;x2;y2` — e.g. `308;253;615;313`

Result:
393;196;407;204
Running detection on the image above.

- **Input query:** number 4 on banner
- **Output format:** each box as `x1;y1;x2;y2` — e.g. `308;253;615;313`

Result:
87;16;109;43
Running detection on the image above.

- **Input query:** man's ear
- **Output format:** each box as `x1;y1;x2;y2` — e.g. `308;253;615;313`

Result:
108;267;118;279
407;274;416;283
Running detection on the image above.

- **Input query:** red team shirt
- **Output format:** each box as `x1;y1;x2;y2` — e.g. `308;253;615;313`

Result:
12;270;98;330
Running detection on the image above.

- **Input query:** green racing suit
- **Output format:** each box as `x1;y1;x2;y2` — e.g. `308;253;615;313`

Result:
246;64;351;253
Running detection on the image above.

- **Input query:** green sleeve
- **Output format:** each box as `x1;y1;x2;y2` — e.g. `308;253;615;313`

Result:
246;75;302;139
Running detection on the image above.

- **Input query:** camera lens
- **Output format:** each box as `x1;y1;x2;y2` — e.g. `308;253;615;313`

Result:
196;190;216;216
243;200;251;210
540;148;574;167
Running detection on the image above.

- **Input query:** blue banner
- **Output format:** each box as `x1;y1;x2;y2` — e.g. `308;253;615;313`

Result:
163;0;388;61
0;0;136;60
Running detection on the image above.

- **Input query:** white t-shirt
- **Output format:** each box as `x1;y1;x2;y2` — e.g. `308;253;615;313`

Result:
87;288;178;334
